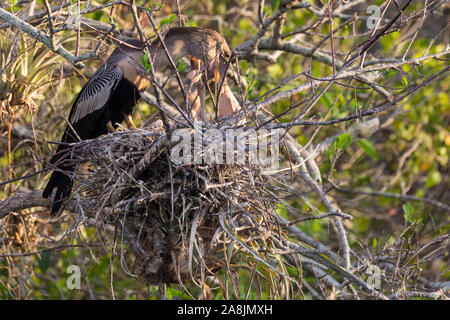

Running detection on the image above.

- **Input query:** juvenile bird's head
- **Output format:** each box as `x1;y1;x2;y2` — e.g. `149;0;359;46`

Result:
112;28;242;121
145;27;241;121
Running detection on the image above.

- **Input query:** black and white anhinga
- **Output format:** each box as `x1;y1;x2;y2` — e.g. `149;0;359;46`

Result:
43;38;148;215
43;27;241;216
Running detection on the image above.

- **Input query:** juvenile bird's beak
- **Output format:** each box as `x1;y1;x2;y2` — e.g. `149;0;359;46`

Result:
207;55;240;120
214;56;220;84
186;69;202;84
217;84;240;119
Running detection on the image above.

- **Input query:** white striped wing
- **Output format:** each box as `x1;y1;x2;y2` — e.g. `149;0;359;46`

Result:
69;65;123;124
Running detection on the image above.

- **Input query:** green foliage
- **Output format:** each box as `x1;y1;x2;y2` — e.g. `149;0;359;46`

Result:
402;203;423;225
166;287;192;300
140;51;152;72
176;56;187;72
328;133;352;161
38;251;52;273
160;14;176;27
336;133;352;150
354;216;371;234
356;139;379;161
271;0;280;12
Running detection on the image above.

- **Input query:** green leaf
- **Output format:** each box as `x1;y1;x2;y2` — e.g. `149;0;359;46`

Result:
402;202;414;224
401;76;408;88
336;133;352;150
93;10;104;21
321;93;333;109
425;170;441;188
140;52;151;72
276;203;288;217
166;287;192;300
271;0;280;12
354;216;370;234
38;250;52;273
10;0;19;11
356;139;378;161
160;14;176;27
327;142;337;161
176;56;187;72
372;238;377;249
247;68;254;86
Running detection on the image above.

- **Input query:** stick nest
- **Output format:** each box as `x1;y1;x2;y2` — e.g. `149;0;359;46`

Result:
66;120;287;286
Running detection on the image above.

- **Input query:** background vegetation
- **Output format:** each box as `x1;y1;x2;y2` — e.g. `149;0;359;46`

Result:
0;0;448;300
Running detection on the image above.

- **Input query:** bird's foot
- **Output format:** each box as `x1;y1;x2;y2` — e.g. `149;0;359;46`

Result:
107;121;116;133
125;114;138;130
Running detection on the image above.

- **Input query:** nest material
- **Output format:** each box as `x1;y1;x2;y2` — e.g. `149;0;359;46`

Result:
67;120;285;285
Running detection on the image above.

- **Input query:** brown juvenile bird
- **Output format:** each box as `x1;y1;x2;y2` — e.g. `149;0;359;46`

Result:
43;27;240;215
149;27;240;120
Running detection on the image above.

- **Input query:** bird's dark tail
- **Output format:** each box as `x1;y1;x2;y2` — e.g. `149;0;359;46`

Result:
43;139;75;216
43;168;73;216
